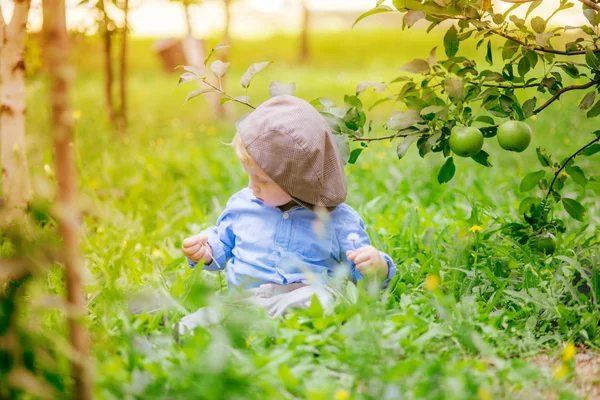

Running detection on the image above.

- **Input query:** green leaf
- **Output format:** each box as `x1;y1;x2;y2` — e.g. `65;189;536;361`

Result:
420;105;445;115
398;59;430;74
307;294;324;318
443;25;459;58
396;135;418;160
526;0;542;18
579;92;596;110
472;150;492;167
403;10;425;29
536;148;552;167
531;16;546;33
525;50;538;69
333;134;350;165
557;63;579;78
348;148;364;164
582;144;600;156
437;157;455;184
184;88;214;103
518;57;530;77
588;179;600;196
475;116;495;125
485;40;493;66
502;40;520;60
520;170;545;192
353;5;393;28
356;81;387;95
519;196;541;215
240;61;272;89
269;81;296;97
565;165;588;187
210;60;230;78
444;77;465;102
523;97;537;118
585;47;600;71
587;100;600;118
178;72;200;85
562;198;586;221
204;44;230;67
234;96;250;103
385;110;421;130
344;95;363;109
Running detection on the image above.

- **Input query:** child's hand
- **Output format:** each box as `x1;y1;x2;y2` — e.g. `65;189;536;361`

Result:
346;245;388;279
182;234;213;264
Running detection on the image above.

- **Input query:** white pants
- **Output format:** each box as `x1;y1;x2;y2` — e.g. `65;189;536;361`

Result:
176;283;335;334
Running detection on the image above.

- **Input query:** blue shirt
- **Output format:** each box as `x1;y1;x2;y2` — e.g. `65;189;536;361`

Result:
187;188;396;289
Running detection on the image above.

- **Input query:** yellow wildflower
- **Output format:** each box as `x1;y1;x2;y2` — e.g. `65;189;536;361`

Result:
552;363;568;380
563;342;576;363
151;249;163;258
334;389;350;400
245;335;257;347
72;110;82;121
469;225;483;233
425;274;440;291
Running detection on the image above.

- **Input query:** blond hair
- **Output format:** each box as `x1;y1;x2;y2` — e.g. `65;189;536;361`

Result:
231;132;256;167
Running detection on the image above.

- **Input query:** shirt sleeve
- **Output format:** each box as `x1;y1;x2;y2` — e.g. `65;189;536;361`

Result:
186;203;236;272
332;204;396;287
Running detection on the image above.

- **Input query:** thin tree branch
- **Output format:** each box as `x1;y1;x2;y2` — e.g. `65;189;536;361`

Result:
423;9;598;55
351;132;412;142
579;0;600;11
487;27;596;56
534;78;600;114
201;77;256;109
476;81;540;89
543;134;600;204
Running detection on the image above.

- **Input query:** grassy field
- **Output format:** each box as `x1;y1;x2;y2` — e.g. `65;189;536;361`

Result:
8;24;600;399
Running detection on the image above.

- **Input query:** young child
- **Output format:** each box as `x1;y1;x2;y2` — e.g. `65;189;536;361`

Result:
180;95;395;326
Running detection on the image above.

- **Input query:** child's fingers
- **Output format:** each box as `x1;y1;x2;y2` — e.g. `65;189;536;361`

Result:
183;242;201;256
183;234;208;249
356;262;371;274
182;235;201;248
352;252;372;265
346;247;368;260
189;246;206;262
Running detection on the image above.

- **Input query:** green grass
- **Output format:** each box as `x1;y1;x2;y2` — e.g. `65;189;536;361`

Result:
5;26;600;399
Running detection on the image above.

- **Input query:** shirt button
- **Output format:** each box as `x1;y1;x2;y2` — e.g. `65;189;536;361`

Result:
282;212;289;219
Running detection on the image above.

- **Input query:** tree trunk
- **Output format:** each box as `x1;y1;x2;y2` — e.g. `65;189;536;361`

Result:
97;0;115;123
0;1;32;219
184;3;193;36
117;0;128;133
299;0;309;64
42;2;91;399
223;0;231;49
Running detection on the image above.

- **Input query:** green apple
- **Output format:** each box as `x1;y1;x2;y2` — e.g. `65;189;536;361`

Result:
497;120;532;152
449;126;484;158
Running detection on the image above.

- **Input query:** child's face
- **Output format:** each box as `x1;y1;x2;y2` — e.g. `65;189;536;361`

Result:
243;162;293;207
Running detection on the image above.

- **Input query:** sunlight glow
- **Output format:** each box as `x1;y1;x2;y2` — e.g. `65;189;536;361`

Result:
250;0;285;13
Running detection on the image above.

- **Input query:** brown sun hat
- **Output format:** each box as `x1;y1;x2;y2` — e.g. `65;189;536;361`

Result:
237;95;347;211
